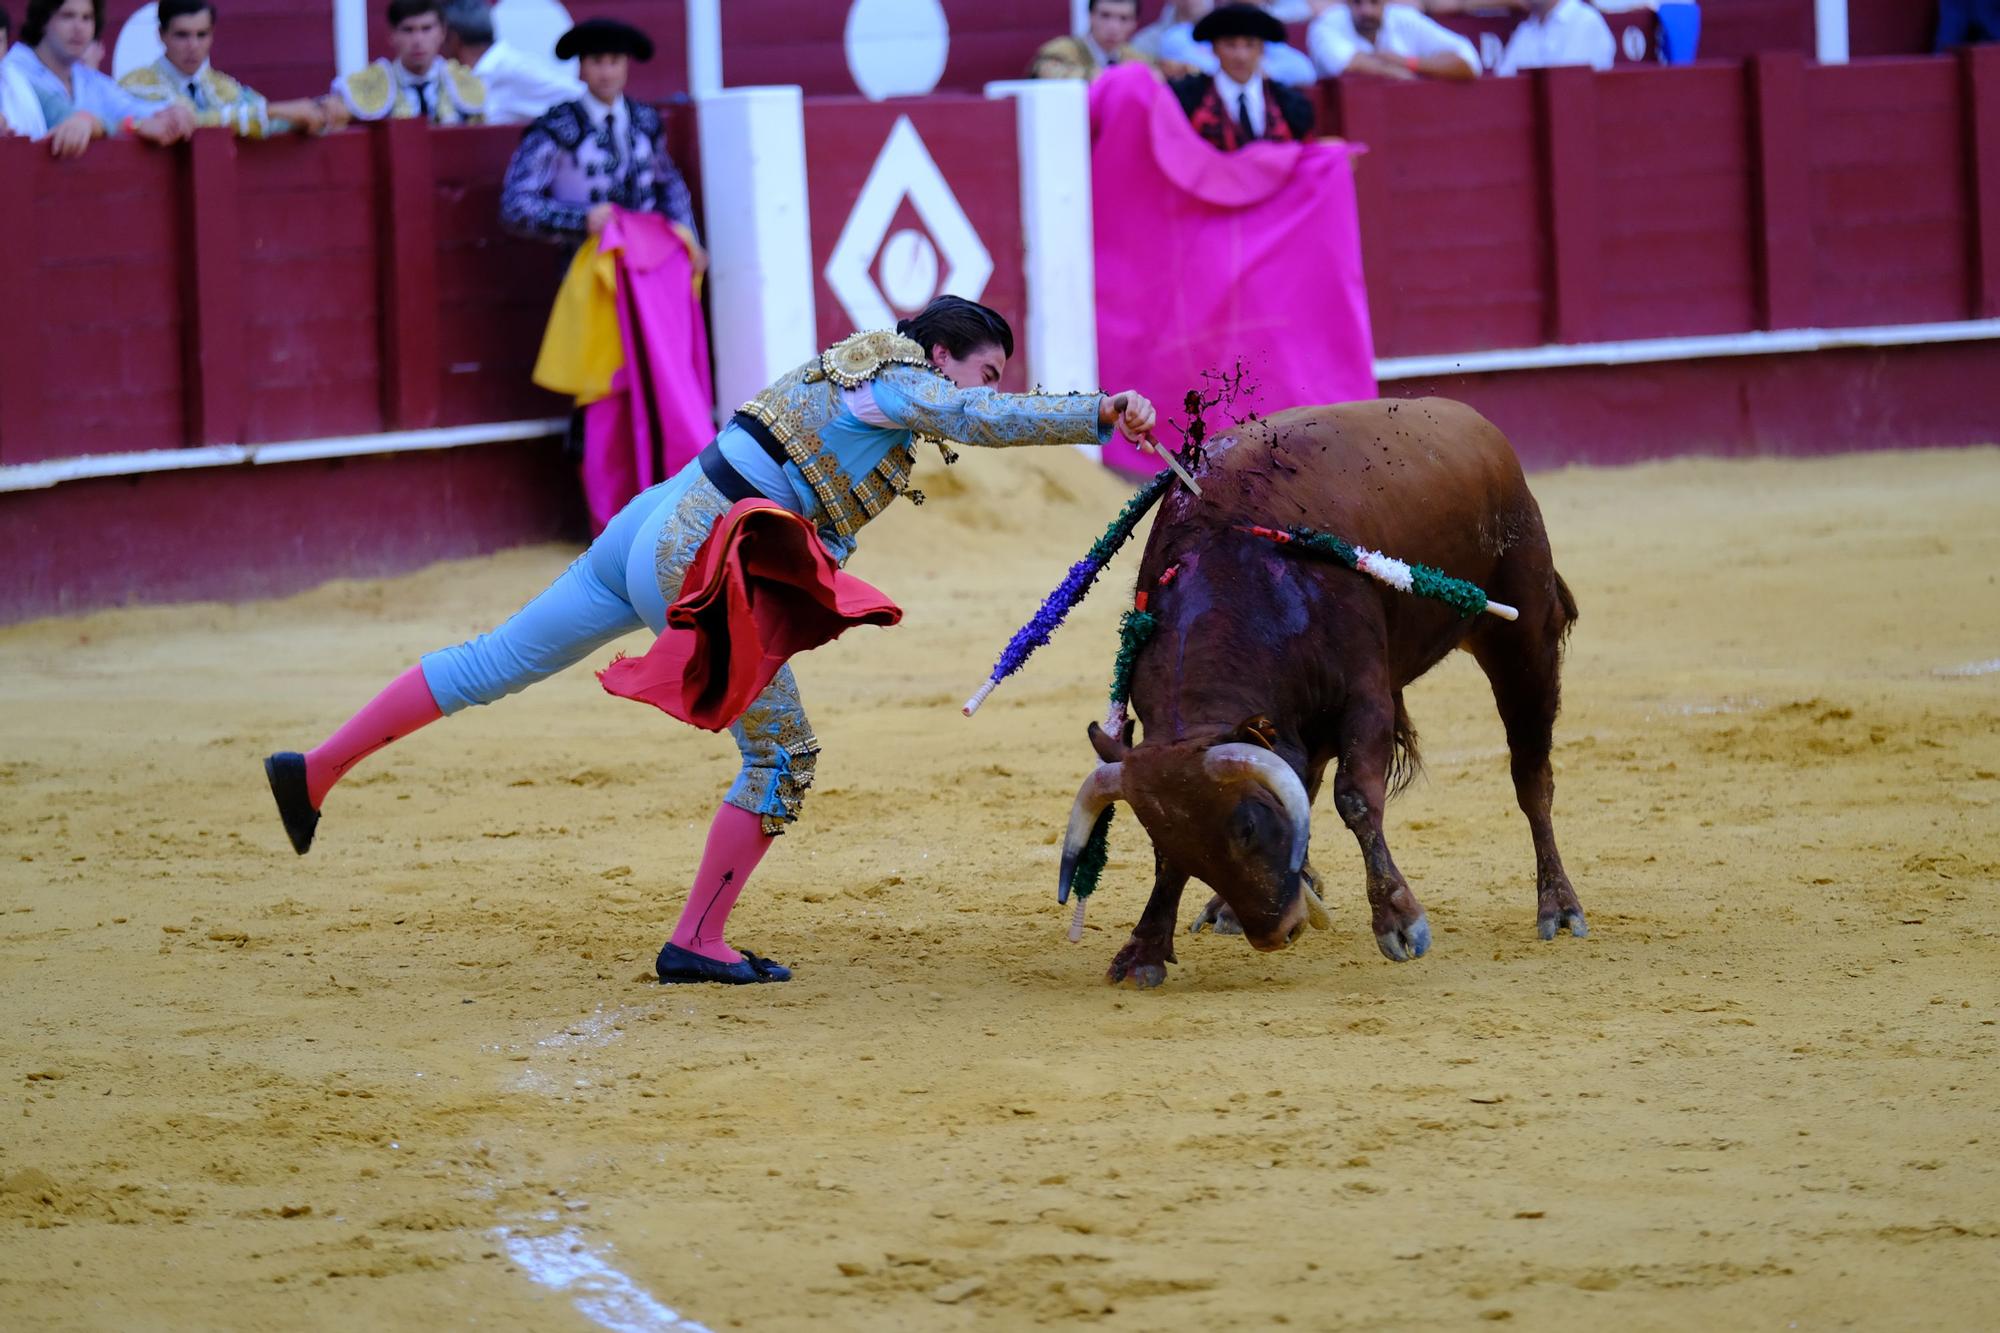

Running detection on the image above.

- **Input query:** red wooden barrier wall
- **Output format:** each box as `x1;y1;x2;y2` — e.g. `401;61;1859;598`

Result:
1804;58;1969;327
89;0;1947;114
0;106;691;467
1326;48;2000;360
801;96;1029;391
1333;73;1548;356
1699;0;1817;57
1399;340;2000;472
7;47;1999;623
1849;1;1942;58
7;51;1996;469
431;129;572;427
1;441;586;619
723;0;1072;96
0;140;187;461
238;132;383;444
1594;63;1756;341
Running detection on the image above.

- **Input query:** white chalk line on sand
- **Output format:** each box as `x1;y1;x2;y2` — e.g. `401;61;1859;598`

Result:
535;1003;652;1050
498;1002;657;1094
497;1226;713;1333
491;1009;719;1331
1936;658;2000;678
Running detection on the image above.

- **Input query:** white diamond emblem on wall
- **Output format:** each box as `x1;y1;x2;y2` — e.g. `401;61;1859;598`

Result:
824;116;993;333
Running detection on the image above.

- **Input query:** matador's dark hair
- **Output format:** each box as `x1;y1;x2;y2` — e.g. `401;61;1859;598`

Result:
896;295;1015;361
21;0;103;46
157;0;217;30
386;0;443;26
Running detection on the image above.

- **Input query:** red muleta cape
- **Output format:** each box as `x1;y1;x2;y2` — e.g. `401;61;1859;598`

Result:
598;499;902;730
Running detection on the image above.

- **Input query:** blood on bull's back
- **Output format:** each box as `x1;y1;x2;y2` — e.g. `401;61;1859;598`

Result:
1147;397;1546;603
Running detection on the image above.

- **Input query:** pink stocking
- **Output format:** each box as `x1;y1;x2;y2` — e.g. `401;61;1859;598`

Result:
669;803;775;963
304;664;444;809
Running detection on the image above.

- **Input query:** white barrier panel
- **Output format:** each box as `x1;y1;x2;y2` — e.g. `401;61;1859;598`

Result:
697;86;817;416
1815;0;1850;65
332;0;368;77
686;0;724;99
987;78;1099;403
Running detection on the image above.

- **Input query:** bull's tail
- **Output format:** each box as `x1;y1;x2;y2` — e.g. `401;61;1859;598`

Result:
1386;690;1423;798
1552;564;1584;652
1554;570;1579;638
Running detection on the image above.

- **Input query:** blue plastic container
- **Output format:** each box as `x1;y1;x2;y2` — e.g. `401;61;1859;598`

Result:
1657;2;1702;64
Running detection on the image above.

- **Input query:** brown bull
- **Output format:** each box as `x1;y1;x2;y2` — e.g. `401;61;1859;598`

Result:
1059;398;1586;987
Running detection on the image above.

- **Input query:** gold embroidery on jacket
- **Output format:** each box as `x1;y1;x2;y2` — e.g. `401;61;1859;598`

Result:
818;330;932;389
737;333;947;540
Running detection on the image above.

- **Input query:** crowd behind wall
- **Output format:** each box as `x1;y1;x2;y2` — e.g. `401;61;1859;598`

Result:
0;0;1982;119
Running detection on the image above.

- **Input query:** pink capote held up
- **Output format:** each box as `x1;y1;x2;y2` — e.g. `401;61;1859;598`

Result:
1088;63;1378;475
581;210;716;531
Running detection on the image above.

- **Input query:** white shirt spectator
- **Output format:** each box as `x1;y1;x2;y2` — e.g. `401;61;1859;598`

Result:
473;39;583;124
1;55;48;138
1307;4;1481;77
1210;65;1268;136
1156;23;1320;86
4;38;155;130
1495;0;1616;75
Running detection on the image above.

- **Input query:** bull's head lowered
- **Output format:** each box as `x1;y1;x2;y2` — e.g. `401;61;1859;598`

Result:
1059;723;1331;953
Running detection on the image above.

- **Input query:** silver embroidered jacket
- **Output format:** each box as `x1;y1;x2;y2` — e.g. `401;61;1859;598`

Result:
736;331;1107;551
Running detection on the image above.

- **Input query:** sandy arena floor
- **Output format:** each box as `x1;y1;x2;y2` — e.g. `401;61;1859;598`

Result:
2;443;1997;1331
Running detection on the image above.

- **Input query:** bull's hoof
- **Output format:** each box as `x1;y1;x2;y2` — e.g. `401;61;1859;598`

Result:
1188;895;1244;936
1537;909;1589;941
1108;960;1168;989
1107;935;1174;989
1375;915;1432;962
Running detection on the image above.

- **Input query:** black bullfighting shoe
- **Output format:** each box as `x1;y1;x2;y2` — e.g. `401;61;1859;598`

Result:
655;941;792;985
263;752;319;855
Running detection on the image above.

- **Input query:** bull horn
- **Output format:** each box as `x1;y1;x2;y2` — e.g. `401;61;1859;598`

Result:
1203;743;1312;879
1057;763;1125;904
1299;865;1331;931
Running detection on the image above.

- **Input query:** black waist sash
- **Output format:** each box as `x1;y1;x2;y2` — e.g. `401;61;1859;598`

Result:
729;411;790;467
697;444;760;505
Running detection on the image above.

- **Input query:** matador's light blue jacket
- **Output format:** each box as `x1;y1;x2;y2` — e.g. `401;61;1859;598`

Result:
417;329;1113;834
718;330;1113;562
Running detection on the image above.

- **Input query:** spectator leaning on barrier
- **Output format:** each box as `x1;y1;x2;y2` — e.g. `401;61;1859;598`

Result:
442;0;580;124
119;0;341;137
1171;4;1316;152
1149;0;1320;85
2;0;192;157
1;5;53;139
331;0;486;124
1031;0;1149;80
1936;0;2000;48
1495;0;1615;75
498;17;699;258
1307;0;1478;81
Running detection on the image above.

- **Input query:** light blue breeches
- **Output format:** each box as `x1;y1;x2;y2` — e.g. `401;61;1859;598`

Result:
417;467;819;833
